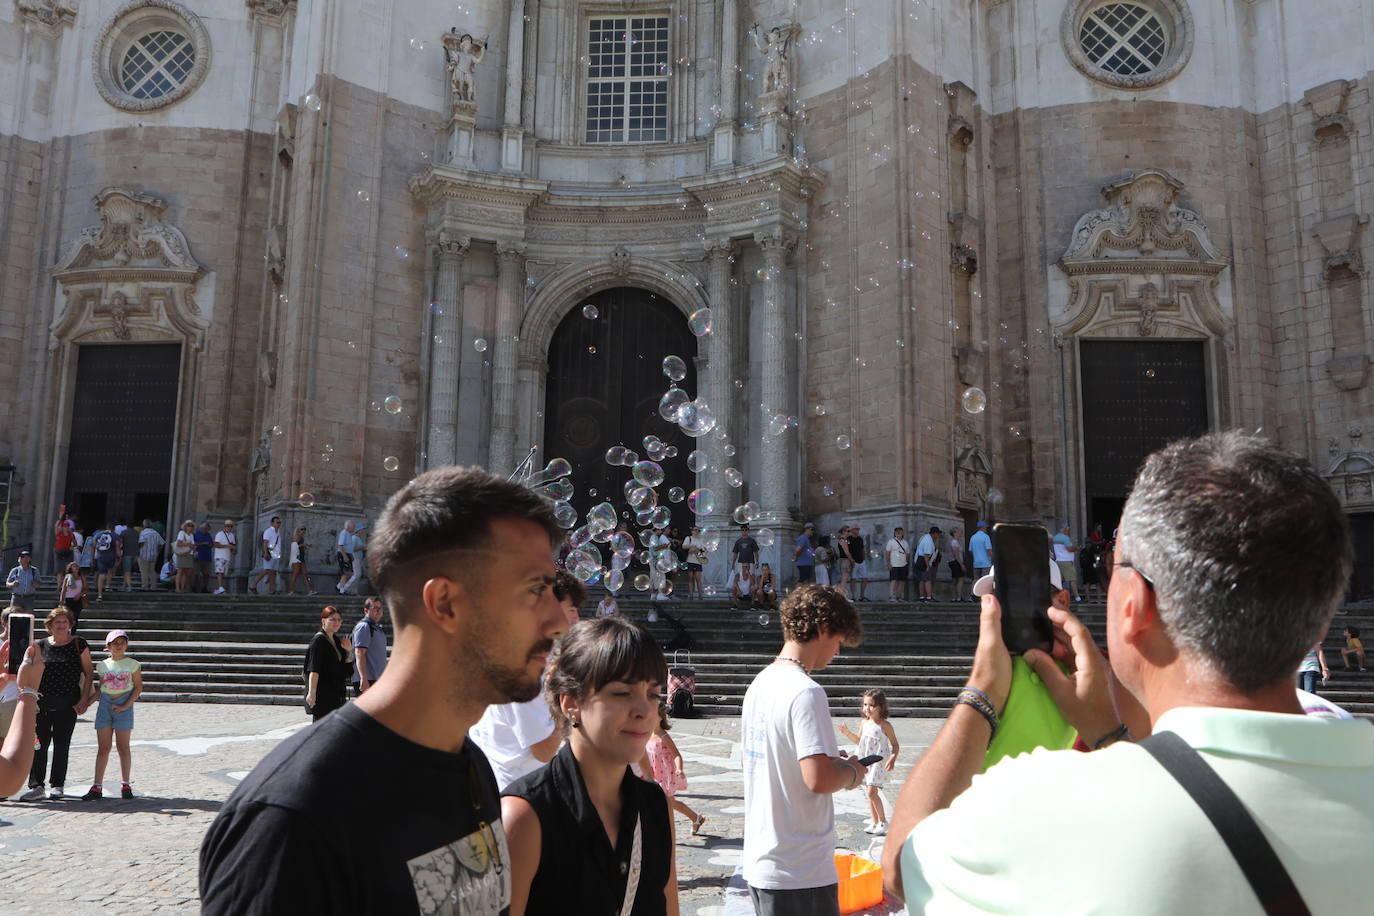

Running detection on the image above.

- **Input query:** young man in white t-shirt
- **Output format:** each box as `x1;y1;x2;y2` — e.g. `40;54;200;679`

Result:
743;584;867;915
885;528;911;603
212;520;237;595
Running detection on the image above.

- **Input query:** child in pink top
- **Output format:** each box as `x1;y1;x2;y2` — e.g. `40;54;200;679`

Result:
641;704;706;835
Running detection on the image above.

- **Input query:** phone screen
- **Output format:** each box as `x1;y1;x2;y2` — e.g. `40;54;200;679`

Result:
992;524;1053;654
856;754;884;767
7;613;34;675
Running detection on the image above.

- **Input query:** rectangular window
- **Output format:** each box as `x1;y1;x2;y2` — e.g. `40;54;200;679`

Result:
585;16;669;144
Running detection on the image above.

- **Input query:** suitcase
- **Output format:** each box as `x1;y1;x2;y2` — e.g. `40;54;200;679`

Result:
667;650;696;718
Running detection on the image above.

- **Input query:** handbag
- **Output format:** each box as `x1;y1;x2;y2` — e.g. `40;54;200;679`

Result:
1141;731;1310;916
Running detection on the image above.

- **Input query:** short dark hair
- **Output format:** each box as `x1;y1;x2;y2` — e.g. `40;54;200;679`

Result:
368;465;561;610
1120;431;1352;692
545;617;668;733
780;584;863;646
553;569;587;609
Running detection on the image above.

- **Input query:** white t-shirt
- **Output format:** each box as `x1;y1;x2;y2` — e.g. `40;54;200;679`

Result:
262;525;282;558
213;529;236;561
468;696;558;791
885;538;910;568
597;596;618;616
916;534;935;559
742;663;841;891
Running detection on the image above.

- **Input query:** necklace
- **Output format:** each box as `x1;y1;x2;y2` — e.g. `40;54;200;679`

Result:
774;655;807;672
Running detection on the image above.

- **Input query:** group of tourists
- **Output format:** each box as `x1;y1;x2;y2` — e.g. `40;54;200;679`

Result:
190;430;1372;914
248;516;369;596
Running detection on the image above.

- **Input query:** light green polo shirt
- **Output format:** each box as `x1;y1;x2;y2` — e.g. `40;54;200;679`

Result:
901;706;1374;914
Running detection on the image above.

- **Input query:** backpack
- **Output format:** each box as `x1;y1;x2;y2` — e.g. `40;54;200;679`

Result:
94;531;114;553
669;685;694;718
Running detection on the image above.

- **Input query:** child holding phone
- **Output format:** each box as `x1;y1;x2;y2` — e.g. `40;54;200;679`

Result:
81;629;142;800
839;688;900;835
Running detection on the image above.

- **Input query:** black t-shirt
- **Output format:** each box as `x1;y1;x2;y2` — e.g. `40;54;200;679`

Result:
732;536;759;563
200;703;511;915
120;527;141;556
304;632;349;708
504;743;670;916
848;535;866;564
39;636;89;711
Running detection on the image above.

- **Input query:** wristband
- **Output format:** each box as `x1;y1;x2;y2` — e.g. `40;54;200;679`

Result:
955;689;999;744
17;687;41;701
1091;723;1132;750
961;685;993;707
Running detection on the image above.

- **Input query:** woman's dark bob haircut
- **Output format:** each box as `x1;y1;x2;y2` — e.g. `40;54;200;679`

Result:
545;616;669;709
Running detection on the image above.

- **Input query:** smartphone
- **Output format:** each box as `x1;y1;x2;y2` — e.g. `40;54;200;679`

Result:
992;523;1053;654
856;754;884;767
6;613;34;675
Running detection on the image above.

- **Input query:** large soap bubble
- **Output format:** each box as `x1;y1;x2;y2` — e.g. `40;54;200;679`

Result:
662;355;688;382
659;388;690;422
632;460;665;488
688;488;717;516
960;386;988;414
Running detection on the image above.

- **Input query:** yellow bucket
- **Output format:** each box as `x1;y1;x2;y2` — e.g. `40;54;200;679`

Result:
835;853;884;914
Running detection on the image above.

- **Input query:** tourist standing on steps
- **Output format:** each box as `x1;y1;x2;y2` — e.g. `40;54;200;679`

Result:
347;524;368;594
201;465;567;912
681;526;707;598
137;520;164;592
193;522;214;593
885;528;911;603
743;584;866;915
335;521;356;595
20;607;94;802
7;551;40;612
117;521;140;593
249;517;283;595
173;520;197;593
967;521;992;584
52;513;76;595
287;526;317;596
212;520;236;595
81;629;142;801
59;563;87;631
835;526;854;598
1052;524;1082;603
849;526;870;602
914;527;940;602
947;529;967;602
304;606;352;722
351;597;388;695
795;522;818;584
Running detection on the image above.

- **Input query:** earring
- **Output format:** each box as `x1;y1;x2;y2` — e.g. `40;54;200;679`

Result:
571;718;581;728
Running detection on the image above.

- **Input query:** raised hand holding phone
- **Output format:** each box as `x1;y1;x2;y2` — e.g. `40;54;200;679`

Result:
991;524;1054;655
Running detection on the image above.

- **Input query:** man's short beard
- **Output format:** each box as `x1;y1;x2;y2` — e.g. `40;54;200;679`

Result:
457;630;554;705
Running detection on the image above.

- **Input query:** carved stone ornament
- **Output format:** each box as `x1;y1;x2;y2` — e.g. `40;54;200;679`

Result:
1305;79;1355;146
1055;168;1230;339
1313;214;1365;278
609;246;631;277
16;0;78;28
1327;452;1374;511
245;0;294;18
93;1;212;112
955;445;993;511
51;187;209;350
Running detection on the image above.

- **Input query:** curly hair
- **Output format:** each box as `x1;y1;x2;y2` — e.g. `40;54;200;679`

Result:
779;584;863;646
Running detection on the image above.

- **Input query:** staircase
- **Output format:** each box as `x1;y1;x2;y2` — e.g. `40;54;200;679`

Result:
62;591;1374;719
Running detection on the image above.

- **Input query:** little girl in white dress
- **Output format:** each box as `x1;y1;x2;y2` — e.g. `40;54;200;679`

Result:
838;688;901;834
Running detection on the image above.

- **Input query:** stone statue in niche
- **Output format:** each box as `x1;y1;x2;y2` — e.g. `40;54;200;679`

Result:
748;22;798;97
108;291;131;340
444;31;486;106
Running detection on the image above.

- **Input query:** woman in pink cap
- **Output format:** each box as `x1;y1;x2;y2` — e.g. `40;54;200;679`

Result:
81;629;142;800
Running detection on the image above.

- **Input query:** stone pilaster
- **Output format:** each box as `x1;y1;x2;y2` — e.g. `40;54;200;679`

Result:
754;228;796;525
490;242;527;474
700;238;737;525
712;0;739;167
427;231;469;468
501;0;526;172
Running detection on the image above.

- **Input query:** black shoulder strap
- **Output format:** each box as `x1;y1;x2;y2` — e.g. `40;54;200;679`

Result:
1141;731;1311;916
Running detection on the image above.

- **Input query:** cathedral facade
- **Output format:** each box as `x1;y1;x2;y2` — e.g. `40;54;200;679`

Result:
1;0;1372;587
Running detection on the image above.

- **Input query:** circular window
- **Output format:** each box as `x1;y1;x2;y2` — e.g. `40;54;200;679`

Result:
93;1;211;111
1062;0;1193;89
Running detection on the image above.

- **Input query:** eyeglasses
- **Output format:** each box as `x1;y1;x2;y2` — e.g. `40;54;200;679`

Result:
1115;560;1156;591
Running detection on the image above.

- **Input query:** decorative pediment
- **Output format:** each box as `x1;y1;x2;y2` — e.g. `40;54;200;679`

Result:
51;187;209;350
1327;451;1374;511
16;0;78;29
1055;169;1230;339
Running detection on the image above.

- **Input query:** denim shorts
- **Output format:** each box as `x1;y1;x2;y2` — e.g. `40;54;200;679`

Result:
95;692;135;731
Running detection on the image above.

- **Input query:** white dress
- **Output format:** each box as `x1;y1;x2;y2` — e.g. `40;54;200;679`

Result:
857;719;892;787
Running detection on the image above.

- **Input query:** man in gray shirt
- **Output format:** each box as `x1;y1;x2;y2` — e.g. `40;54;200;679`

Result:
350;597;388;694
6;550;40;611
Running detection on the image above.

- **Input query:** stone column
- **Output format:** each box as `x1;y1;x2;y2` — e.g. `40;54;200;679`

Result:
427;231;469;468
755;229;796;525
490;242;527;474
501;0;526;172
713;0;739;167
700;239;736;525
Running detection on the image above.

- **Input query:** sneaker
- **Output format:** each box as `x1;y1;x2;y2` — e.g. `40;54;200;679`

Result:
872;822;888;836
214;587;225;595
121;784;134;800
48;786;63;800
862;823;877;834
19;786;45;802
81;786;103;801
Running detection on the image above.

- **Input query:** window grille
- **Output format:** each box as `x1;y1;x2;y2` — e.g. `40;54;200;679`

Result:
586;16;670;144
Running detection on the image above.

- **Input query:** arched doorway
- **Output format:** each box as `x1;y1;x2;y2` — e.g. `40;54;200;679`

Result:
544;287;699;535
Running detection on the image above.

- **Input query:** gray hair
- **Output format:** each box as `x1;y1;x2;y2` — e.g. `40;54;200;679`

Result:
1119;431;1352;692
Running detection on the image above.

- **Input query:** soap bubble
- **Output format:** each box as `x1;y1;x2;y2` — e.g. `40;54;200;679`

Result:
409;37;427;51
732;501;760;525
606;444;629;466
724;444;736;457
688;488;716;515
698;525;721;551
588;502;618;531
607;569;625;592
474;338;489;352
429;302;443;315
686;450;707;472
988;487;1005;505
567;526;594;550
634;573;651;591
611;531;635;559
554;502;578;528
582;303;599;319
662;355;688;382
659;580;674;597
536;479;574;501
588;346;597;355
383;395;403;415
303;93;322;111
394;246;410;259
632;461;665;488
767;414;789;437
755;527;776;548
724;468;744;488
1144;368;1156;378
663;445;678;458
677;400;717;437
821;484;835;497
642;435;666;460
812;404;828;417
356;189;370;202
272;425;283;436
532;458;572;484
688;307;713;336
668;486;685;503
659;388;690;422
628;486;657;511
298;491;316;508
961;386;987;414
650;506;672;528
758;615;770;626
383;456;400;472
835;435;851;450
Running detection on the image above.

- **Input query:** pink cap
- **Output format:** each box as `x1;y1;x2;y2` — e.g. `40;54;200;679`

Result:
104;629;129;645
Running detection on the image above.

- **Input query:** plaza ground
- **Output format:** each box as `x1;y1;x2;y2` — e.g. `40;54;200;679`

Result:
0;702;944;914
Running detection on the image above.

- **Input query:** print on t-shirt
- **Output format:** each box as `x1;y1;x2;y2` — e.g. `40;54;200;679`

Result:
406;820;511;915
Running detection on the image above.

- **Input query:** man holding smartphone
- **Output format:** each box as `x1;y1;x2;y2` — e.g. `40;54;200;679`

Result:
882;432;1374;914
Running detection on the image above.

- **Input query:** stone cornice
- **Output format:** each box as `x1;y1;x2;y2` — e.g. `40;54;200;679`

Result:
408;165;550;210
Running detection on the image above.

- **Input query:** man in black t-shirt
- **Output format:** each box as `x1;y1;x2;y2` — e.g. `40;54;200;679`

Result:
200;466;571;915
732;523;761;592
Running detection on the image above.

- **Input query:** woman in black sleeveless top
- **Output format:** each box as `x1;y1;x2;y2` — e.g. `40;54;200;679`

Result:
503;616;678;915
304;605;353;721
